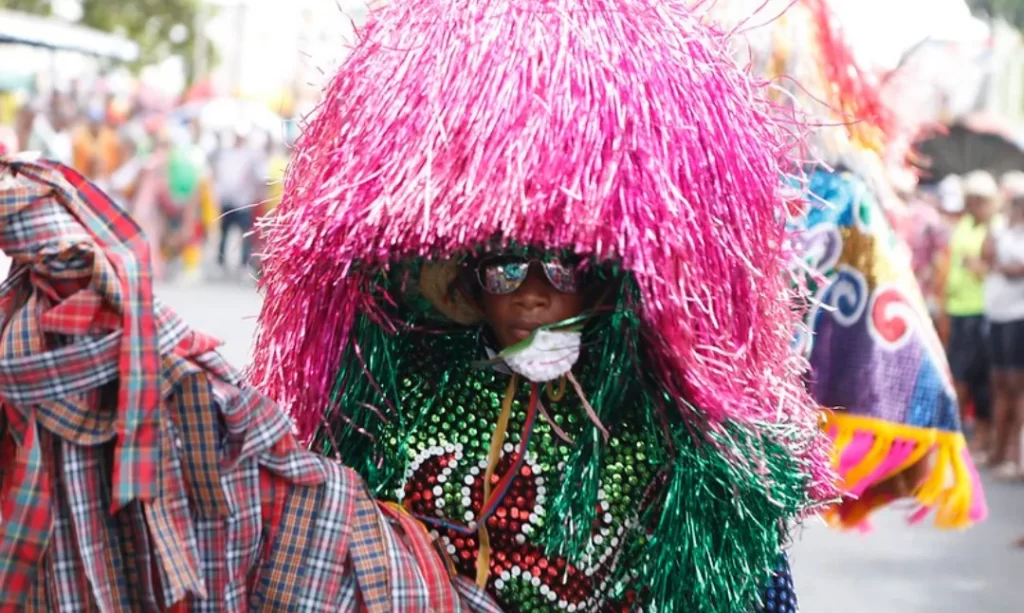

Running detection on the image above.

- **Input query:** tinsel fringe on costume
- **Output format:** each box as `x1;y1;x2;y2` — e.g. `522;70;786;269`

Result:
824;413;987;530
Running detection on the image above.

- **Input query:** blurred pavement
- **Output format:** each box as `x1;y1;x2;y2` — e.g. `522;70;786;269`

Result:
157;279;1024;613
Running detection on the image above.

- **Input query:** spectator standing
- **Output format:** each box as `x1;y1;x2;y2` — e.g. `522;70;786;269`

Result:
945;171;999;457
212;124;267;277
983;186;1024;479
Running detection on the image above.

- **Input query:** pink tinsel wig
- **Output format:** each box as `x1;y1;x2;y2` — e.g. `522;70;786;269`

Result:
252;0;833;498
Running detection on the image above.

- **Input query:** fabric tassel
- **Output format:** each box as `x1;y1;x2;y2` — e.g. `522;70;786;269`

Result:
824;412;988;530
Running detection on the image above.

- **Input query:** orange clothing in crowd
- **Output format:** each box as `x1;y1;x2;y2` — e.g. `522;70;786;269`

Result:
72;126;122;178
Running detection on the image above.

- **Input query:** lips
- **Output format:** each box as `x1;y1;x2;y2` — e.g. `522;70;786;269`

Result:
508;321;543;342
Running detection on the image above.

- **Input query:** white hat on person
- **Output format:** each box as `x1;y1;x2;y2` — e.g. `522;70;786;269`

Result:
1000;171;1024;198
963;170;999;198
938;175;964;213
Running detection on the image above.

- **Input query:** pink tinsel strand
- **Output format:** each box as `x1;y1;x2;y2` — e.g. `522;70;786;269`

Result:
251;0;836;504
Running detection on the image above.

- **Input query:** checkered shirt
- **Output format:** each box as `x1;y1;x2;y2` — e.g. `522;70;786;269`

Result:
0;156;501;612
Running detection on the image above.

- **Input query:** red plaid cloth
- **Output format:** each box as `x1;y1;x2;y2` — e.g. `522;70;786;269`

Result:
0;156;502;612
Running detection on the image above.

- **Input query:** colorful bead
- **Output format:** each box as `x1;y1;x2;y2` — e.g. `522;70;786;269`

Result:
376;365;658;611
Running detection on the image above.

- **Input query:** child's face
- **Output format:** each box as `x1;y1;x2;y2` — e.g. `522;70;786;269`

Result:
476;257;586;348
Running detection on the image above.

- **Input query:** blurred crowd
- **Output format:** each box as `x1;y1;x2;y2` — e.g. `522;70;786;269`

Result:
904;169;1024;480
0;88;290;282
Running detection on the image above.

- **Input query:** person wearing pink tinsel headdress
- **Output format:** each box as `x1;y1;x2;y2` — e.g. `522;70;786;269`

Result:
251;0;839;611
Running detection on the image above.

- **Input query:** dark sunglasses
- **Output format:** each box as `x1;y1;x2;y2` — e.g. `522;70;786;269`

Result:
475;255;582;295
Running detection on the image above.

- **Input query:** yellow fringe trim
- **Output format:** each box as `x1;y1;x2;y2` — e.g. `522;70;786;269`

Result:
823;411;982;530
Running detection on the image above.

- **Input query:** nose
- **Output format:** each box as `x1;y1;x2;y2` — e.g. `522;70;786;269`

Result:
512;267;553;310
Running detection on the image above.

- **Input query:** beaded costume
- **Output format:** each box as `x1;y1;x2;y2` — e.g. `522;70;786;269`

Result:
252;0;837;611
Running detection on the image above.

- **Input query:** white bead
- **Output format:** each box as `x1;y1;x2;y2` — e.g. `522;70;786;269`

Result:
515;534;526;545
511;566;522;577
540;584;550;596
462;497;472;507
501;570;511;581
530;576;541;587
494;579;505;590
437;474;448;484
603;513;613;523
536;486;547;496
547;590;557;602
432;486;443;496
503;443;514;453
464;511;475;521
594;535;604;545
535;477;545;486
436;499;446;508
464;475;474;485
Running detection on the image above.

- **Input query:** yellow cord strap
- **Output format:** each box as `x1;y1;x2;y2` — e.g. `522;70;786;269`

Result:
476;373;518;587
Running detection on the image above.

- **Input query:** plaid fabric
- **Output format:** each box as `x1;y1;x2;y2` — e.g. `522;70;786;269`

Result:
0;156;500;612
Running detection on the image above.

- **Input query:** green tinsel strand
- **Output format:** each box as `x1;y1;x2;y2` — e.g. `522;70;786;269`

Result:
537;276;648;563
627;416;812;613
316;312;405;490
316;265;483;495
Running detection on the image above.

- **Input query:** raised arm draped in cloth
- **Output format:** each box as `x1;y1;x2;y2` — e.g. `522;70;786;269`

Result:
0;155;500;613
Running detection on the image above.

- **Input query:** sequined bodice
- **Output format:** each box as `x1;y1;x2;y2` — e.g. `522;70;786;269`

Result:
375;359;658;612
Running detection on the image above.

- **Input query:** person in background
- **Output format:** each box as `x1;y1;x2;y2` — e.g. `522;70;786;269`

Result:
21;95;74;164
212;124;266;277
900;170;949;318
72;102;123;182
983;185;1024;480
945;170;999;458
129;117;175;280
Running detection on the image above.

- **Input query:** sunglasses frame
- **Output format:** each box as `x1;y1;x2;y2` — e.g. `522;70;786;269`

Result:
474;254;582;295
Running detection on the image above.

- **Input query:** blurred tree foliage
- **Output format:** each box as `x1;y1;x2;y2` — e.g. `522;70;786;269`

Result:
966;0;1024;29
0;0;212;82
0;0;51;14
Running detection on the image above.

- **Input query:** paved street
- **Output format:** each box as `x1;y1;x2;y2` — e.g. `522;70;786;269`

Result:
158;280;1024;613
